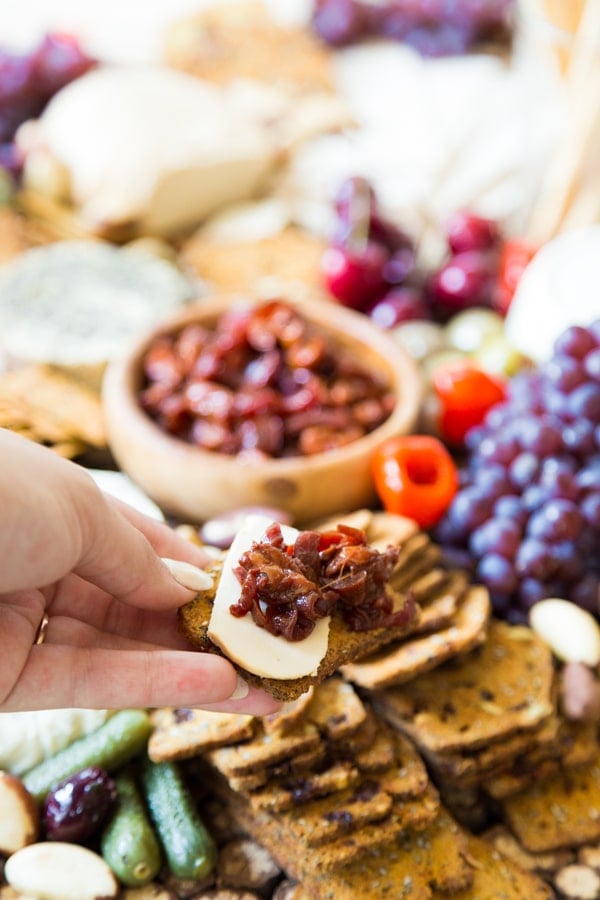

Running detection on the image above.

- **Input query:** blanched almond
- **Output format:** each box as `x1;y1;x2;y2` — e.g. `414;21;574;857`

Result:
5;842;118;900
0;771;38;854
529;599;600;667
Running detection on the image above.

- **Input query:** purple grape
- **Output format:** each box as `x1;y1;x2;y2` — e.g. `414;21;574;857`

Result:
563;419;596;457
477;553;518;594
447;487;494;534
526;499;583;542
477;434;519;466
545;356;586;393
554;325;597;360
517;418;562;456
570;575;600;615
577;464;600;493
508;452;539;489
472;463;512;498
567;382;600;421
515;538;556;580
552;540;584;582
469;517;521;558
581;493;600;530
312;0;366;45
493;494;528;528
584;347;600;382
518;577;556;609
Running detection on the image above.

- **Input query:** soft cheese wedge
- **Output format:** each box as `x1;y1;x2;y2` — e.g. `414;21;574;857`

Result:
208;515;330;679
19;66;277;236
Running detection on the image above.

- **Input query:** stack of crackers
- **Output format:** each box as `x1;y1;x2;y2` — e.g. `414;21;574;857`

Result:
0;363;106;459
148;680;555;897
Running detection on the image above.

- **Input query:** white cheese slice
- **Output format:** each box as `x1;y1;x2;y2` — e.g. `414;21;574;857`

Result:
208;515;330;680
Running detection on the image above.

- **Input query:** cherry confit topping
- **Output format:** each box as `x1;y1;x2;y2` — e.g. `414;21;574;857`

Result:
229;522;414;641
140;300;395;459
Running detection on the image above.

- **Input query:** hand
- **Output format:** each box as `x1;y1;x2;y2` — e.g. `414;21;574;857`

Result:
0;430;279;715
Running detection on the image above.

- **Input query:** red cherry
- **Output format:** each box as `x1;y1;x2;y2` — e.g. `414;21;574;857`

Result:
445;210;501;254
320;242;389;311
428;249;497;314
368;287;431;328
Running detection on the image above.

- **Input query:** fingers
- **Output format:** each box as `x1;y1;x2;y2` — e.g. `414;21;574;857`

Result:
105;496;213;568
0;645;280;715
73;485;211;612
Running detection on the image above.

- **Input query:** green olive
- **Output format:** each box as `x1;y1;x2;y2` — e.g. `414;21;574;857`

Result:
392;321;447;362
473;334;528;377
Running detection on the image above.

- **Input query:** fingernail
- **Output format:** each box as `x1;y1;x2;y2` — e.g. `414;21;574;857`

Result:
229;676;249;700
161;558;213;591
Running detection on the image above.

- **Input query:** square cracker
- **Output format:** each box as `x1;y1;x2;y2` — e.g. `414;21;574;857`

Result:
499;758;600;853
305;677;367;740
370;619;555;753
302;809;473;898
164;1;335;94
432;833;554;899
341;585;490;691
178;561;419;702
208;721;321;777
147;708;255;762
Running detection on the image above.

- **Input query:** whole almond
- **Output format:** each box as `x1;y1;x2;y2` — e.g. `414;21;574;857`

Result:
5;842;118;900
529;599;600;667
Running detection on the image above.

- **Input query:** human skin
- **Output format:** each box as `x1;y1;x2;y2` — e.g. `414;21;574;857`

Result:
0;429;279;714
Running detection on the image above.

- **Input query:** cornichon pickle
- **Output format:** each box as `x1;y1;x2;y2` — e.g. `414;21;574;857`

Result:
101;769;161;887
23;709;151;803
140;756;217;880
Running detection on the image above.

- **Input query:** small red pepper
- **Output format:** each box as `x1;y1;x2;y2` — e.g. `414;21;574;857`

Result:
433;360;507;446
371;434;458;529
494;238;537;315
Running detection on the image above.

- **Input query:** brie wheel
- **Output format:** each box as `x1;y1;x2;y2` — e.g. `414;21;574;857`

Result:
208;515;330;680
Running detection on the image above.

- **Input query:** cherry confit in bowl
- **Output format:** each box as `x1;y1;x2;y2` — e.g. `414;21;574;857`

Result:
103;295;422;525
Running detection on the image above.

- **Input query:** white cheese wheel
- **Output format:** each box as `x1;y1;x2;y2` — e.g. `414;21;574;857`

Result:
0;241;194;365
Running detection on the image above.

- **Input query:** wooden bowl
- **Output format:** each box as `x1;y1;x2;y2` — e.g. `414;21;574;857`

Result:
102;295;423;525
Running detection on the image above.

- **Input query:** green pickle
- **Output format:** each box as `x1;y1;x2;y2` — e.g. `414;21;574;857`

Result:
101;768;162;887
23;709;151;803
140;756;217;880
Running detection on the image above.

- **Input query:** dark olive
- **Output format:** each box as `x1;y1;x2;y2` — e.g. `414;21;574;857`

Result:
43;766;117;843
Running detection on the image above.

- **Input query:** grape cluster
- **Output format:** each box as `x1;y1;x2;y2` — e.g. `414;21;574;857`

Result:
0;34;95;176
311;0;514;57
434;322;600;623
320;176;506;327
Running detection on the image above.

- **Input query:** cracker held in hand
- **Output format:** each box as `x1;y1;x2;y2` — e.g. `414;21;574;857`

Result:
178;515;419;701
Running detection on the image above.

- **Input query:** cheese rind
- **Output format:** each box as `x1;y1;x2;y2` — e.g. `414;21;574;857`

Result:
208;515;330;679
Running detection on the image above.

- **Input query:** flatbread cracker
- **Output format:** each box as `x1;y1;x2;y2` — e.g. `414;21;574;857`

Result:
499;758;600;853
370;620;555;754
208;721;321;777
435;833;554;899
342;585;490;690
148;708;255;762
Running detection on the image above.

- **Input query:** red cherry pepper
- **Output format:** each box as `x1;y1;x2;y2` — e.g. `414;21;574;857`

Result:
371;434;458;529
494;238;537;315
433;361;507;446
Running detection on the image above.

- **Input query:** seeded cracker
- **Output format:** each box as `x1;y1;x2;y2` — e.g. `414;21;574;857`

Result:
341;585;490;690
499;758;600;853
178;536;419;702
370;620;555;754
432;832;554;899
164;1;334;94
148;708;255;762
